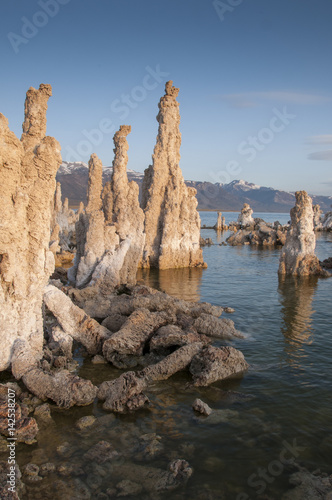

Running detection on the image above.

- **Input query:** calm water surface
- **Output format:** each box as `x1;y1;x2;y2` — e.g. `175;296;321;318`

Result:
1;212;331;499
137;212;332;498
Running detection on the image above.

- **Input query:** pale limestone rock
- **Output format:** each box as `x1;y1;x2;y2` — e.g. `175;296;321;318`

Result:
193;313;244;340
141;342;203;382
215;213;228;231
0;84;61;371
278;191;322;275
43;285;111;354
141;81;205;269
313;204;323;230
49;325;73;359
214;212;222;230
71;153;106;287
49;223;61;255
78;201;85;215
322;208;332;230
237;203;254;227
21;83;52;150
101;125;145;285
52;181;78;251
54;181;62;214
70;126;145;293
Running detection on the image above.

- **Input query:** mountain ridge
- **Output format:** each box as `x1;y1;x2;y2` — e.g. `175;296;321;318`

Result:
56;162;332;213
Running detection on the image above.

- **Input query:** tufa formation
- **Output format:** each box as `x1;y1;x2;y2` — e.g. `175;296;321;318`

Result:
0;84;61;371
69;125;145;292
237;203;254;227
141;81;205;269
278;191;322;276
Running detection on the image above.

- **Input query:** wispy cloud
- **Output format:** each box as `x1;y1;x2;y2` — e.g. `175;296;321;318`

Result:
308;150;332;161
220;91;331;108
306;135;332;145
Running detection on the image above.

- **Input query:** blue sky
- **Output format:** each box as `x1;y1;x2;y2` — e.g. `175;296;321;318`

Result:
1;0;332;195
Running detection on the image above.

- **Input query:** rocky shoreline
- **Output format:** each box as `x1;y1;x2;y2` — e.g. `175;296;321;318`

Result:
1;82;331;499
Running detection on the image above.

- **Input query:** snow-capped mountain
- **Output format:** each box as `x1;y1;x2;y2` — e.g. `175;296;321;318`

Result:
57;161;144;179
56;163;332;212
223;179;262;192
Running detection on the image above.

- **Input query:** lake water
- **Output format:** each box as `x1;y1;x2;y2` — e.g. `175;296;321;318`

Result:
137;212;332;498
1;212;331;499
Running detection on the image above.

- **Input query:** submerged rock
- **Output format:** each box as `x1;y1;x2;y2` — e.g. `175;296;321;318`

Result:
98;371;149;412
112;459;193;494
192;398;213;416
282;465;332;500
83;440;119;464
190;345;249;386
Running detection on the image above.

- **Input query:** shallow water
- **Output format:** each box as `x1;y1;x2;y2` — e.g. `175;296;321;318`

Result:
1;212;331;499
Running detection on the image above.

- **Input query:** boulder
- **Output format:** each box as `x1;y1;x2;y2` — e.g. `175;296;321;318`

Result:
44;284;111;354
190;345;249;386
11;339;97;408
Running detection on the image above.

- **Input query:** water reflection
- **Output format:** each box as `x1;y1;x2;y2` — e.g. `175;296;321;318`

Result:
278;275;318;365
136;267;203;302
